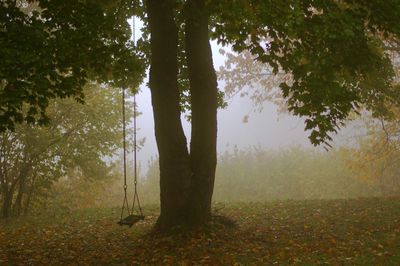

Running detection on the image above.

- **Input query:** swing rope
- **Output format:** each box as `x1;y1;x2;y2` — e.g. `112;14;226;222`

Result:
118;16;144;227
130;93;143;217
119;87;130;221
118;88;145;227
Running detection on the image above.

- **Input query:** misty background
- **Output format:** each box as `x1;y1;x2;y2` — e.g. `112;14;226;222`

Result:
133;41;354;173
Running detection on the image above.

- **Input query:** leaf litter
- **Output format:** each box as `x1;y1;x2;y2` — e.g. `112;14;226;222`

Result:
0;198;399;265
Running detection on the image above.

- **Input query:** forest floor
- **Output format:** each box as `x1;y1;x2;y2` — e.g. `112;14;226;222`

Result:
1;198;400;265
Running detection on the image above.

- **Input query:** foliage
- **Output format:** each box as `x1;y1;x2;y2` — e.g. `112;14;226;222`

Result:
1;198;400;264
0;0;145;132
344;109;400;197
212;0;400;145
218;48;289;113
45;171;119;213
0;83;131;218
45;157;148;215
343;40;400;196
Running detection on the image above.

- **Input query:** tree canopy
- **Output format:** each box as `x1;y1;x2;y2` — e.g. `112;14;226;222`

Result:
0;0;144;131
2;1;400;145
211;0;400;145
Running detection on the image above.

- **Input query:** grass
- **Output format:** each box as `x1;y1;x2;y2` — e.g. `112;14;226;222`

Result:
1;198;399;265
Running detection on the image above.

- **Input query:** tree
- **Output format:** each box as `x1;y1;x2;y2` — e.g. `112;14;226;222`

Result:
2;1;400;230
0;83;131;218
218;48;289;113
344;40;400;196
146;0;219;229
145;0;400;229
0;0;144;131
343;109;400;197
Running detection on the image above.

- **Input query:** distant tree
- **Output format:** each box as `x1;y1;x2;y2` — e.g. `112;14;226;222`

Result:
218;48;290;113
345;41;400;196
344;110;400;196
0;83;130;218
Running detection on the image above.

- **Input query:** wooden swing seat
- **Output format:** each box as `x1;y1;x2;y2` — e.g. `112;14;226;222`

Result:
118;214;145;227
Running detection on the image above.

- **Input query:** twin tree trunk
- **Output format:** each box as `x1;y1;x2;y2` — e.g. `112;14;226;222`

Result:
147;0;218;230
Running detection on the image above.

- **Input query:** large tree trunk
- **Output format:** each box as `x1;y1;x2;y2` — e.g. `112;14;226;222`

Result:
147;0;193;230
185;0;218;224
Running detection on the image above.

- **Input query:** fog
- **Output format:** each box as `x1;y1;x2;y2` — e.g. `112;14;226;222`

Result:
129;18;348;170
135;88;315;167
133;41;354;171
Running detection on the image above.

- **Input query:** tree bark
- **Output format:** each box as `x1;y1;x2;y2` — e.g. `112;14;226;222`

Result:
147;0;193;230
147;0;219;229
13;176;26;217
1;172;19;219
185;0;218;224
9;162;30;217
2;191;12;219
23;172;37;216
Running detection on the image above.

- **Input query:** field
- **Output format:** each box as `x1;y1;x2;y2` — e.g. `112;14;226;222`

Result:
1;198;400;265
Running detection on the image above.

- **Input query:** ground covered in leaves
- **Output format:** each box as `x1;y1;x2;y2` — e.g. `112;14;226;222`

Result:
1;198;400;265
